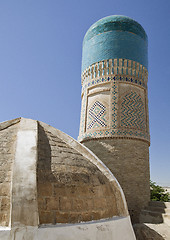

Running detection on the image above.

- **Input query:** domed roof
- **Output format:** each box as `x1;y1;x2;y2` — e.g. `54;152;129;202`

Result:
0;118;137;239
0;117;128;228
82;15;148;71
84;15;147;43
37;120;128;224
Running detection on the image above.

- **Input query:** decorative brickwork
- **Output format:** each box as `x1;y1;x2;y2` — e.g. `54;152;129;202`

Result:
81;59;148;87
120;91;146;131
78;60;150;144
87;101;107;129
111;81;118;129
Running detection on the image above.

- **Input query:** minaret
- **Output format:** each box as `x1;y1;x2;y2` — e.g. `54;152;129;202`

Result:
78;15;150;223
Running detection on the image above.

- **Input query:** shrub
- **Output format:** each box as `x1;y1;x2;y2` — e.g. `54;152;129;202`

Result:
150;180;170;202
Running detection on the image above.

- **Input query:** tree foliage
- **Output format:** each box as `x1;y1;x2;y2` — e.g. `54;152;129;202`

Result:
150;181;170;202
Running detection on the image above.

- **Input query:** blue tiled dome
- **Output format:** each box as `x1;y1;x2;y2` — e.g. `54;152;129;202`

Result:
83;15;147;43
82;15;148;72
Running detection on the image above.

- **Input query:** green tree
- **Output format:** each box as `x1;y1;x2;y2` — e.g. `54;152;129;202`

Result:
150;181;170;202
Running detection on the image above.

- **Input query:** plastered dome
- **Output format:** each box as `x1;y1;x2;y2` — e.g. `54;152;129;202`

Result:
0;118;135;240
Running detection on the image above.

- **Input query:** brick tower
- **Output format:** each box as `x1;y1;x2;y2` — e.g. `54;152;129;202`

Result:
78;15;150;223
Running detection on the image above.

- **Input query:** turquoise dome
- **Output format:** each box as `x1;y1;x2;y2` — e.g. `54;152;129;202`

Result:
83;15;147;43
82;15;148;72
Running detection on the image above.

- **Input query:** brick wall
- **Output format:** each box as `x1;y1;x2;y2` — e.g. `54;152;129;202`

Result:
37;123;119;224
84;138;150;223
0;123;18;226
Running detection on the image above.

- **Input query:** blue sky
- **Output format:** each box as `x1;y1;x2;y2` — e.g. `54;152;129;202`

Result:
0;0;169;186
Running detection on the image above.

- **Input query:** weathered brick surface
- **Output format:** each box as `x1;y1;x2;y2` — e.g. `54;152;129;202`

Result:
0;122;19;226
84;138;150;223
37;123;119;224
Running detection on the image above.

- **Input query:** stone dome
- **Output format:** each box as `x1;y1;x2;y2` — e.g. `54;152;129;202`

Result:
37;120;127;224
0;118;135;240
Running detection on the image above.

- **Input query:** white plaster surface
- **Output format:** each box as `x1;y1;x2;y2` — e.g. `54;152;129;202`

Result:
0;216;136;240
11;118;39;227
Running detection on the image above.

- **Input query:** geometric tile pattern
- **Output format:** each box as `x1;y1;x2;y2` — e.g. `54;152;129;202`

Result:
111;81;118;128
120;91;145;130
78;58;150;143
87;101;107;129
82;75;146;93
81;59;148;87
